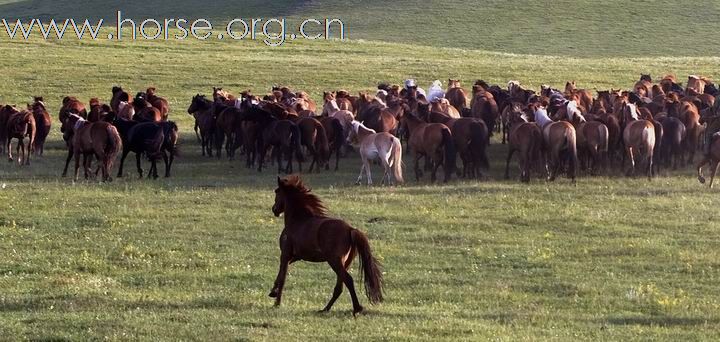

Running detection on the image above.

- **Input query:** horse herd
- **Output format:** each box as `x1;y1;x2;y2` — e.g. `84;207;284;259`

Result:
3;74;720;187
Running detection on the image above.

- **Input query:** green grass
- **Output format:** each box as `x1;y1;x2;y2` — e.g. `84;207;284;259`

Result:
1;5;720;340
2;0;720;56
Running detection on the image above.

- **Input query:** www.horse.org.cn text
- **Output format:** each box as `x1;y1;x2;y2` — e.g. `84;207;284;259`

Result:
1;11;347;46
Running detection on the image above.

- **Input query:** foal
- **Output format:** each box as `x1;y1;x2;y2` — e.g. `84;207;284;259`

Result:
347;121;403;185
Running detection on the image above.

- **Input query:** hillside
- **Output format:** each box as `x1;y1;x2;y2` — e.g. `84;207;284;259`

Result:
1;0;719;57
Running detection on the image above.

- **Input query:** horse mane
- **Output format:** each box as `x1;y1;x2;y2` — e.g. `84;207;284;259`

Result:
280;175;328;218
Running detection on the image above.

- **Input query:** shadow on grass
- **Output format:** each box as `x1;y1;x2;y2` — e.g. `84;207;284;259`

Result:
605;315;718;327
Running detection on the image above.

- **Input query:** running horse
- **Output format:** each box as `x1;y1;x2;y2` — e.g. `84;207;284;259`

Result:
269;175;384;316
620;102;656;179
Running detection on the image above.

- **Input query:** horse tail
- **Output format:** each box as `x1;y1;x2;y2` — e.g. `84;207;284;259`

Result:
441;127;456;180
390;136;404;184
25;112;36;154
598;124;609;153
567;126;578;182
331;118;344;151
106;125;123;159
469;121;490;169
290;123;304;162
350;229;384;304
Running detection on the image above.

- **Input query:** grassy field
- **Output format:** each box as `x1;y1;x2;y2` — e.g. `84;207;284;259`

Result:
1;2;720;340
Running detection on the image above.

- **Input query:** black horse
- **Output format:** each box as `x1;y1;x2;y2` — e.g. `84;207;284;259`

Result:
113;118;164;179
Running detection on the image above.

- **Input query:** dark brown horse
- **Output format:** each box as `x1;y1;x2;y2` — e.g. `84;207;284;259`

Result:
319;116;344;171
297;117;330;172
4;107;36;165
660;116;686;169
29;97;51;156
111;86;131;114
187;94;216;156
270;175;383;315
401;112;456;182
421;103;488;179
146;87;170;120
214;104;244;160
504;110;543;182
470;87;499;138
666;93;701;164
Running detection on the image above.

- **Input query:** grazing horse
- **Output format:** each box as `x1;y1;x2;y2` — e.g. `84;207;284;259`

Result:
114;119;165;179
620;103;656;179
4;107;36;165
347;121;403;185
58;96;86;125
187;94;216;156
318;116;344;171
269;175;384;316
30;97;51;156
420;103;489;179
64;114;122;181
146;87;170;120
697;115;720;187
111;86;131;114
445;79;469;113
504;110;543;182
533;104;578;182
401;113;456;183
297;117;330;173
132;93;162;123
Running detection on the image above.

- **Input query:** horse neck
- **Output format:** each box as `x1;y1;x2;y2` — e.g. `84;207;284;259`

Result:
403;114;424;133
356;124;375;140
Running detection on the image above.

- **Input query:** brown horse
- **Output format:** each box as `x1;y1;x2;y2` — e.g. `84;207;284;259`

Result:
65;115;122;181
4;107;36;165
431;98;460;118
532;104;578;182
297;117;330;173
504;110;543;182
470;87;499;138
666;93;701;164
576;120;609;174
146;87;170;120
269;175;383;316
401;112;456;182
500;100;525;144
660;116;686;170
564;81;594;112
59;96;86;124
686;75;708;95
445;79;469;113
214;105;244;160
421;103;488;179
88;98;113;122
620;103;656;179
30;97;51;156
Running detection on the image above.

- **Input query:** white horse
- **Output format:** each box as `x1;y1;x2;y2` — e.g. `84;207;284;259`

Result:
347;121;403;186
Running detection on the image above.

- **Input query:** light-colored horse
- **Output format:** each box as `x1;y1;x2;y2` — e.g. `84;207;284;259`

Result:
347;121;403;186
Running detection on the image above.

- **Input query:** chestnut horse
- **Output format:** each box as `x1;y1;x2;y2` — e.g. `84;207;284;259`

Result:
146;87;170;120
270;175;384;316
347;120;403;185
132;93;162;123
187;95;216;156
64;114;122;181
401;113;456;182
505;110;543;182
445;79;469;113
59;96;86;124
30;97;51;156
470;87;499;138
4;107;36;165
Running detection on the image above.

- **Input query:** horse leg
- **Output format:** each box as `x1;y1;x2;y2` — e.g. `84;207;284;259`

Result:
356;160;366;185
504;149;515;180
17;139;24;166
269;252;292;307
414;153;422;182
710;161;720;189
365;158;373;186
697;156;709;184
6;138;12;162
62;148;74;177
646;150;654;181
163;151;171;177
136;153;144;178
334;143;341;171
73;149;82;181
321;274;344;312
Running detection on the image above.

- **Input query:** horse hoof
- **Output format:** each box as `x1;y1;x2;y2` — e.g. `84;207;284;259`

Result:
7;158;12;162
268;289;279;298
698;176;706;184
352;305;364;317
